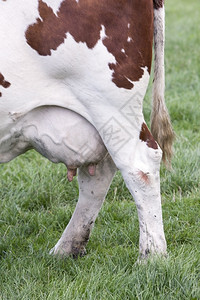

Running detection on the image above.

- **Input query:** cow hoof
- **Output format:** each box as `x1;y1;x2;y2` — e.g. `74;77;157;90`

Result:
49;246;56;255
72;246;87;259
49;244;87;259
137;250;168;264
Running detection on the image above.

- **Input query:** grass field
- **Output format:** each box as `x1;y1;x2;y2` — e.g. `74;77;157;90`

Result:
0;0;200;299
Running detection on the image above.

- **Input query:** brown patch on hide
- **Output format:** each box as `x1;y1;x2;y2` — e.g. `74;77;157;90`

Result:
153;0;164;9
26;0;153;89
0;73;11;97
140;123;158;150
0;73;11;88
138;170;150;184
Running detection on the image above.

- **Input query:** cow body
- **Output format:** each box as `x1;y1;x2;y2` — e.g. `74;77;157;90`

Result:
0;0;174;258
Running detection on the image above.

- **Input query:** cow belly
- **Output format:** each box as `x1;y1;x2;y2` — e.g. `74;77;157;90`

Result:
0;106;107;167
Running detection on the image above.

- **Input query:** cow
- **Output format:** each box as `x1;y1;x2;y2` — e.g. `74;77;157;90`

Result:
0;0;174;259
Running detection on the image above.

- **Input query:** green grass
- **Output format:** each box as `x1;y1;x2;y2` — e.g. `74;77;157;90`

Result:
0;0;200;299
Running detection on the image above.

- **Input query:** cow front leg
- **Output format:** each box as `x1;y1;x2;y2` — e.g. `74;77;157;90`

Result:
50;154;116;257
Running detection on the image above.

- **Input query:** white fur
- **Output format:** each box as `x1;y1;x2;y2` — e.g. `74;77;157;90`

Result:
42;0;63;14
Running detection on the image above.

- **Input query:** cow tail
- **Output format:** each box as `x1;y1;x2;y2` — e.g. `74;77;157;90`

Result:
151;1;174;167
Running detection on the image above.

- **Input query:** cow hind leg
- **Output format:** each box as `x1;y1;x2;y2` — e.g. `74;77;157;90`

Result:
121;141;167;258
94;113;167;258
106;123;167;258
50;154;116;257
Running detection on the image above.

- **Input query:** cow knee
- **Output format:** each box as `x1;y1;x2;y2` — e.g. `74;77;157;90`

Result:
147;145;162;168
138;122;162;168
